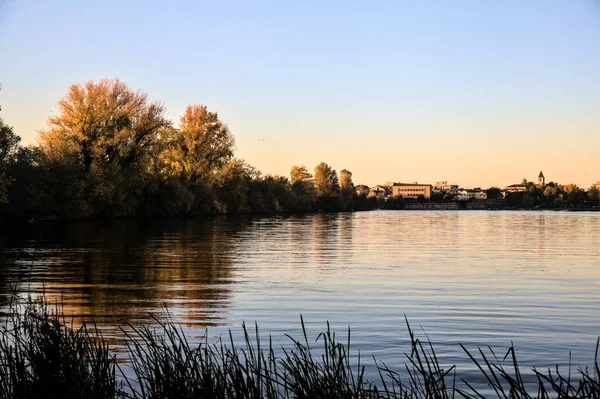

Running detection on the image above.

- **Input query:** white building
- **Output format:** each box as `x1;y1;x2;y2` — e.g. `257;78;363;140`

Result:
433;181;459;195
457;189;487;200
368;185;391;199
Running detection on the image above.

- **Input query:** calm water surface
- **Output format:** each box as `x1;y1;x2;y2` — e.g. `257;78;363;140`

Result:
1;210;599;382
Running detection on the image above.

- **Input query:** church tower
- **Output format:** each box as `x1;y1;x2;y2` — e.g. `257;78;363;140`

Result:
538;171;545;186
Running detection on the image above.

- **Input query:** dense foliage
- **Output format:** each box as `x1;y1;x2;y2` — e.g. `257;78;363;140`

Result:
1;79;596;223
0;79;373;223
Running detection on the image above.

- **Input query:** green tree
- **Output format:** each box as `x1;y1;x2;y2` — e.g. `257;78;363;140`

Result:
588;186;599;205
563;184;583;207
213;158;254;214
288;166;315;212
563;184;579;195
338;169;354;211
0;118;20;204
247;175;290;213
290;165;313;184
39;78;169;172
485;187;501;200
38;78;170;217
522;192;534;208
162;105;234;183
339;169;353;191
313;162;339;197
4;146;53;219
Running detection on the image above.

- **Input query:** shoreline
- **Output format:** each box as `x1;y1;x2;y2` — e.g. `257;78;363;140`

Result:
4;205;599;227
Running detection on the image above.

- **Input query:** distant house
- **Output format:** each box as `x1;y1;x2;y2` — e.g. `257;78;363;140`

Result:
471;189;487;200
355;185;370;196
457;188;487;200
593;181;600;191
501;184;529;194
434;181;459;195
390;182;432;199
368;185;390;199
457;190;470;201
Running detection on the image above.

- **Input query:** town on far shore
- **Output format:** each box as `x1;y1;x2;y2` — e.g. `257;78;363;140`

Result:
354;171;600;210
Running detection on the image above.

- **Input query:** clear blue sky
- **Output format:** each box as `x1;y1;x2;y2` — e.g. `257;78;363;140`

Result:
1;0;599;188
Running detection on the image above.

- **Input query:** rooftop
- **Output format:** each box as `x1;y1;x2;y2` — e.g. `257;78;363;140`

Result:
392;182;432;187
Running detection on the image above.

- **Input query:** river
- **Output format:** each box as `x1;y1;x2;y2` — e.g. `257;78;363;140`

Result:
1;210;599;384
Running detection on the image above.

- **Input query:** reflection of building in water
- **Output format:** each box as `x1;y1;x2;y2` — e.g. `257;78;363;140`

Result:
310;213;354;265
2;219;244;338
289;214;314;265
536;213;546;252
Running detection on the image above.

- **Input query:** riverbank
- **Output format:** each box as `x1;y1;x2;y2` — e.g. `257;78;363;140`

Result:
3;201;598;227
1;297;598;399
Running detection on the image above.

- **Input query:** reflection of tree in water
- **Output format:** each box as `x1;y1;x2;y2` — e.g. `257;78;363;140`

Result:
312;213;342;265
0;239;9;308
0;218;249;335
336;213;353;262
288;214;314;265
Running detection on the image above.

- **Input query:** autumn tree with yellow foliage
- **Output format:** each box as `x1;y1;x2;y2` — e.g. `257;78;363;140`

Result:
1;78;368;221
160;105;234;183
37;79;170;217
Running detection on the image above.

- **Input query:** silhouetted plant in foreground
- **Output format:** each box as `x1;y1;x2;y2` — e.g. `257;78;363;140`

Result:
0;297;599;398
0;297;118;399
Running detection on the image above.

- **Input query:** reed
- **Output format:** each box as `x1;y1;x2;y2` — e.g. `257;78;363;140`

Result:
0;297;598;399
0;296;118;399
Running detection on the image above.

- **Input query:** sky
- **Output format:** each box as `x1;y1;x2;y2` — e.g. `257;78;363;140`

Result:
0;0;599;188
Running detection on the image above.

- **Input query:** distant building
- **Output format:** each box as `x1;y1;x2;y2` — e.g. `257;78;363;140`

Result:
355;185;370;196
472;189;487;200
391;182;432;199
434;181;459;196
501;184;529;194
368;185;390;199
457;189;487;200
503;171;546;196
593;181;600;190
457;189;469;201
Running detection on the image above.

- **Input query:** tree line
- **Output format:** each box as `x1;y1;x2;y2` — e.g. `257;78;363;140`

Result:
503;180;600;209
0;79;379;223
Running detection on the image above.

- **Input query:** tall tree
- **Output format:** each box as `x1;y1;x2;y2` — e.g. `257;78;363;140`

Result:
289;165;315;212
39;78;169;170
339;169;353;191
314;162;338;197
588;185;600;205
290;165;313;184
163;105;234;183
338;169;354;211
563;184;579;195
0;118;20;204
38;78;170;217
213;158;253;214
485;187;501;200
